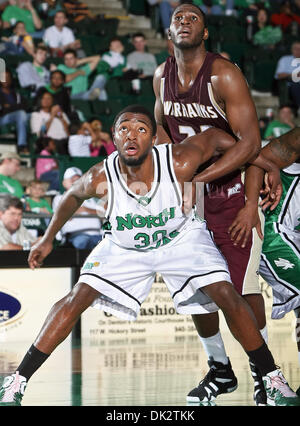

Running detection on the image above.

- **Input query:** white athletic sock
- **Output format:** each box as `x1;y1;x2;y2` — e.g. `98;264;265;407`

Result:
200;331;229;365
294;308;300;366
260;325;268;344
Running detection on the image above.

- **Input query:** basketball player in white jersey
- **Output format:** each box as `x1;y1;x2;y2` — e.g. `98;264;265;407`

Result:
0;106;299;406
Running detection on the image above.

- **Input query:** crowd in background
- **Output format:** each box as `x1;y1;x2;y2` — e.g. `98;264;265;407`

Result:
0;0;299;251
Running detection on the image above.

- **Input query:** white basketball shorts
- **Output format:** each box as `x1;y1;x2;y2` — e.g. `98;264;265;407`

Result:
77;219;232;321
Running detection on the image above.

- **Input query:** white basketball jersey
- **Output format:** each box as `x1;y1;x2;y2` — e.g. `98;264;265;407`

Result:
103;144;197;251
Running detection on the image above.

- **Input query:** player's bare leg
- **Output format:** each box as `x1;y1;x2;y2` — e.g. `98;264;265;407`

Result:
187;281;300;406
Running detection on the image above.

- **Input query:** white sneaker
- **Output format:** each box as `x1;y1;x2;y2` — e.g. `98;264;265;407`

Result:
263;369;300;406
0;372;27;406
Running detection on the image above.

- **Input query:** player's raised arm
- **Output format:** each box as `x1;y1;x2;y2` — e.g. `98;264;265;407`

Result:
153;63;172;145
28;163;107;269
193;60;261;183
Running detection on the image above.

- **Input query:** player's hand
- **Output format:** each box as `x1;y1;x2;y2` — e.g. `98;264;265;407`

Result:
228;203;263;248
259;169;282;211
28;238;53;270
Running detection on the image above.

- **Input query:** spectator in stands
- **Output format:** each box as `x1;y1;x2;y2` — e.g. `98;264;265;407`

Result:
101;38;127;78
24;179;53;214
0;69;29;154
43;10;82;58
1;20;34;56
35;136;59;191
146;1;180;35
0;152;23;198
89;118;116;157
30;91;69;150
126;32;157;79
0;194;38;250
68;120;96;157
275;41;300;109
35;70;72;118
62;0;95;23
291;0;300;15
2;0;43;38
17;44;52;96
252;8;282;48
271;0;300;33
193;0;236;16
35;0;64;20
57;49;108;100
52;166;102;249
264;104;296;139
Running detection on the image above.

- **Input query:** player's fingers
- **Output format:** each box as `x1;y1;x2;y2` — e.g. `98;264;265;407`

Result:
241;227;251;248
256;220;264;240
233;226;246;246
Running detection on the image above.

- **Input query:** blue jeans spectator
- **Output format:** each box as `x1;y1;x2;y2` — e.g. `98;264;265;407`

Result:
40;169;60;191
0;110;27;148
71;74;108;101
159;1;176;33
68;233;101;249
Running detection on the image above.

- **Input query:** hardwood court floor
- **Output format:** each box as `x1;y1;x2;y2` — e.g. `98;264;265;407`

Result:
1;305;299;407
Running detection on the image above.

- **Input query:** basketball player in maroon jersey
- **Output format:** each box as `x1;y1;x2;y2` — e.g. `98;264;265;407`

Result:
153;3;270;405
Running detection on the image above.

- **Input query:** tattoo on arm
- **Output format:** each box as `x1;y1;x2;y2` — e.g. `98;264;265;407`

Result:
269;138;295;163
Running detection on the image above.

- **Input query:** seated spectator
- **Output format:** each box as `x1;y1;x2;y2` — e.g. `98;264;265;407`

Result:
89;118;116;157
68;120;96;157
0;194;38;250
253;8;282;48
35;70;72;118
101;38;127;78
62;0;95;23
271;1;300;33
31;91;69;150
2;0;43;38
35;0;64;20
193;0;235;16
52;166;102;249
17;44;52;96
0;152;24;198
264;104;296;139
0;69;29;154
1;20;34;56
35;136;60;191
147;1;180;35
43;10;82;58
57;49;107;100
126;33;157;79
24;179;53;213
275;41;300;109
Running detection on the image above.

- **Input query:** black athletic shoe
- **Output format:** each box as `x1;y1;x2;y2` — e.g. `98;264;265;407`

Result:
249;361;267;406
186;357;238;402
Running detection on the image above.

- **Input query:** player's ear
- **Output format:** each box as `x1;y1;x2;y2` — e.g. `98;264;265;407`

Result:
167;29;171;40
151;136;156;147
203;28;209;41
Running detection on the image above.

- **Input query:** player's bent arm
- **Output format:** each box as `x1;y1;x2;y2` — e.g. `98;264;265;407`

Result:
194;60;261;183
153;63;172;145
173;128;236;182
260;127;300;169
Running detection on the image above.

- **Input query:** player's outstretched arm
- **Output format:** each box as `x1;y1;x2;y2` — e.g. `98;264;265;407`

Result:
28;163;107;270
261;127;300;169
153;63;172;145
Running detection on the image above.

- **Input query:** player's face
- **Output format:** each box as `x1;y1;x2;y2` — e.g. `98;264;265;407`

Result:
113;112;154;167
169;5;208;49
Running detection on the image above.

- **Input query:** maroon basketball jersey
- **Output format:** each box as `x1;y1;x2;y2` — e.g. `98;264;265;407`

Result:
161;52;245;229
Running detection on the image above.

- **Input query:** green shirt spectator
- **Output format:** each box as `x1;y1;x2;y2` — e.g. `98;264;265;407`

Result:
2;0;42;34
26;197;53;214
57;49;107;101
57;63;91;95
264;105;296;140
0;174;24;198
0;152;24;198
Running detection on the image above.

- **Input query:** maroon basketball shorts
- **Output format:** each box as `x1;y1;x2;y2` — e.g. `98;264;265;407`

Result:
210;225;262;296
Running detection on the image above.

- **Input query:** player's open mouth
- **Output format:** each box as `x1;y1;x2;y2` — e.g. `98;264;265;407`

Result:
125;144;139;156
179;29;191;37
